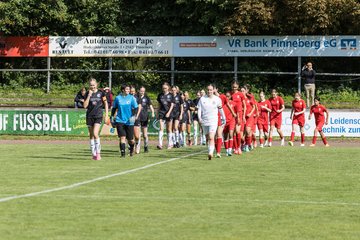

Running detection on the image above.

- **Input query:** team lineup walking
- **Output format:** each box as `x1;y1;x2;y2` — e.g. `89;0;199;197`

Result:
84;79;330;160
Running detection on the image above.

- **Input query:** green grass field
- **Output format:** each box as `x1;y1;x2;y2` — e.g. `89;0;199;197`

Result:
0;142;359;240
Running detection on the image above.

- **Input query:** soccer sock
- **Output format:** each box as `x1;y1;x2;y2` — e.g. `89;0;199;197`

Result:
120;143;126;155
301;133;305;144
194;128;198;145
290;131;295;142
216;137;222;154
208;144;215;155
90;139;96;156
158;130;163;146
237;135;242;149
246;136;252;146
259;138;264;144
269;137;273;143
233;135;238;150
252;134;256;144
229;138;233;151
129;143;134;153
175;130;180;144
94;138;101;154
312;136;317;144
322;136;328;145
224;140;229;150
144;136;149;147
168;132;173;146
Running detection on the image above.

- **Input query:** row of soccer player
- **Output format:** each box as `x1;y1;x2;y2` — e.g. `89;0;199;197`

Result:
83;78;329;160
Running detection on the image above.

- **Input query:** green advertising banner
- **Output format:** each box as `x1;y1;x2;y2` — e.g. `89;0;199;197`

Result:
0;109;88;135
0;109;161;136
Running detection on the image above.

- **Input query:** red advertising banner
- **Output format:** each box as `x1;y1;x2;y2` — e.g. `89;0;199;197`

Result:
0;36;49;57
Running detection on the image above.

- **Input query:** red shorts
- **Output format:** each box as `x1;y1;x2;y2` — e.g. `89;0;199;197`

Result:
292;115;305;127
223;119;235;133
245;116;255;128
316;121;325;131
257;121;269;133
270;115;282;129
252;117;258;132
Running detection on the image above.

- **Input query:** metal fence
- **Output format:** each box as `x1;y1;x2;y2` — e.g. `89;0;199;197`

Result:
1;57;360;93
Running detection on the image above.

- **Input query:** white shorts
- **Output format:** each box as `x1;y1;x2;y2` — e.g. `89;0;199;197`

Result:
202;125;218;136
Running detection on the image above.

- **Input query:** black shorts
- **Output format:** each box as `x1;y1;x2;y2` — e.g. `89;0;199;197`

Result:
116;123;134;140
180;115;190;125
172;111;181;120
192;113;199;122
86;117;102;127
134;118;149;128
158;111;171;121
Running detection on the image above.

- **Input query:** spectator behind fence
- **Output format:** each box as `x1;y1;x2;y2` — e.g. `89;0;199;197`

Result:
74;87;87;108
301;61;316;107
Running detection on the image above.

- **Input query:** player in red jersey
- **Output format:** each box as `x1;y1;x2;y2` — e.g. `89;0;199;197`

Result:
231;81;246;154
223;92;237;156
214;86;236;158
308;97;330;147
241;86;256;152
244;84;258;149
288;92;306;146
268;89;285;147
257;91;271;148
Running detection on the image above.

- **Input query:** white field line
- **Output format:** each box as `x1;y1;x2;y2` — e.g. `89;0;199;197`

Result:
44;195;360;207
0;151;205;203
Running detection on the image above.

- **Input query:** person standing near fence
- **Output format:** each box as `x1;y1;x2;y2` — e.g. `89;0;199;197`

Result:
302;61;316;107
83;78;109;160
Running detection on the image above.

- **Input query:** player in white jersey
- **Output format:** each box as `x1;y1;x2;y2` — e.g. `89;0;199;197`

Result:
197;84;226;160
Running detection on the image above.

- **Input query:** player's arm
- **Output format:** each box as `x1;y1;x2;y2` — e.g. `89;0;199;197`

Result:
135;104;142;120
242;100;246;122
166;103;174;118
290;108;294;120
102;94;109;122
226;101;236;118
83;90;92;109
247;104;255;117
325;108;329;125
179;102;184;121
197;102;202;123
149;104;155;118
308;108;313;120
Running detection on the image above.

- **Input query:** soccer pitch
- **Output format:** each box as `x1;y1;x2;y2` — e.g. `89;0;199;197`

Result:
0;142;359;240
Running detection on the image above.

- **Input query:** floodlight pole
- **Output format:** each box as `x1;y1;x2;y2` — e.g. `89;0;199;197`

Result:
171;57;175;86
234;57;238;81
47;57;51;93
108;57;113;89
297;56;302;93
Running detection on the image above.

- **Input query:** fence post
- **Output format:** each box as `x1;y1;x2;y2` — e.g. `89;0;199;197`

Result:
234;57;238;81
171;57;175;86
297;56;302;93
47;57;51;93
108;57;113;89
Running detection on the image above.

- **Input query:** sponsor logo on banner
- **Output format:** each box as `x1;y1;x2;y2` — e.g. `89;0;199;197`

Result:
49;36;173;57
340;39;357;50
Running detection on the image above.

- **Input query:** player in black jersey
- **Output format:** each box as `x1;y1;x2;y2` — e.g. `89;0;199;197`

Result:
171;86;184;148
134;86;155;153
83;78;109;161
130;86;142;153
156;82;175;149
192;90;206;145
179;91;193;147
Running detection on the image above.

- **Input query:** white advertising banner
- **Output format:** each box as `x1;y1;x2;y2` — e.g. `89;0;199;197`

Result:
268;110;360;138
49;36;173;57
48;36;359;57
173;36;360;57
